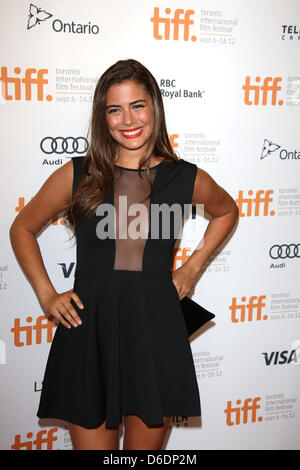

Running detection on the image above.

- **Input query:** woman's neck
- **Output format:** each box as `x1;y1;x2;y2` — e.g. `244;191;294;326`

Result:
114;147;160;169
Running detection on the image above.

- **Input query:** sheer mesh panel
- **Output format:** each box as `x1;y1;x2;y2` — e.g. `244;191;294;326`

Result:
113;166;158;271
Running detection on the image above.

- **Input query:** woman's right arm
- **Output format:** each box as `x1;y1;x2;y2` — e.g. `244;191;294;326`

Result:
9;160;83;329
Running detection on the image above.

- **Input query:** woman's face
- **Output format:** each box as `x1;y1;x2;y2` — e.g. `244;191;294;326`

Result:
105;79;154;153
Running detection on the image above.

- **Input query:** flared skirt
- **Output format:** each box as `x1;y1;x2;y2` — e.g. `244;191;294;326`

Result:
37;269;201;428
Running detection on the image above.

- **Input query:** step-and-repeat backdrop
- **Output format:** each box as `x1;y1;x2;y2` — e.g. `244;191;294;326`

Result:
1;0;299;450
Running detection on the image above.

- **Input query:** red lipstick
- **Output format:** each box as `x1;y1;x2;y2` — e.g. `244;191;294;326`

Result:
119;127;144;139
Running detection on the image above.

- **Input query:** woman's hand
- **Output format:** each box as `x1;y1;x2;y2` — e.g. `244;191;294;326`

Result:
171;268;195;300
40;289;84;329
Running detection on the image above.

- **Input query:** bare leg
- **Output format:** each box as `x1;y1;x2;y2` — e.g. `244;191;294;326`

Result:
123;414;171;450
68;420;120;450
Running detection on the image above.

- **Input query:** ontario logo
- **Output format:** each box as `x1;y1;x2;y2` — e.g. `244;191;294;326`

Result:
260;139;300;161
260;140;281;159
27;3;100;34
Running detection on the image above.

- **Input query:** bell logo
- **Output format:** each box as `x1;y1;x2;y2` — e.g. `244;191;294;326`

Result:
242;76;284;106
0;66;52;102
235;190;275;217
224;397;263;426
11;428;58;450
11;315;57;347
230;296;267;323
151;8;196;41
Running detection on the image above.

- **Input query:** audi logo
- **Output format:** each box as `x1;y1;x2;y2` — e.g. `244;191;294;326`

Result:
269;244;300;259
40;137;89;154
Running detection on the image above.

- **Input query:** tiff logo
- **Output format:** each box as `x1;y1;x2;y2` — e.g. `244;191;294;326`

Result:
230;296;267;323
11;429;58;450
169;133;179;149
172;247;192;271
172;416;189;427
225;397;263;426
11;315;57;347
242;76;284;106
0;66;52;101
151;7;196;41
235;190;275;217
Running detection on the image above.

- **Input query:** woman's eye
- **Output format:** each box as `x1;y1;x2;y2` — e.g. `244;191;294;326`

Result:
132;104;145;110
107;108;119;114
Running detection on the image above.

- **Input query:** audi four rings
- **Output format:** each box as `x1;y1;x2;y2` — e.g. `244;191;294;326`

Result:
269;244;300;259
40;137;89;154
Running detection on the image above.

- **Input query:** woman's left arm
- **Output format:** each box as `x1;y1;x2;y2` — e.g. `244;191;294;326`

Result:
173;167;239;299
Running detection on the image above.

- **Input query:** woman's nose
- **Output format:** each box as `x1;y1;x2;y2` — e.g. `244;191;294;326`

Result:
122;108;135;127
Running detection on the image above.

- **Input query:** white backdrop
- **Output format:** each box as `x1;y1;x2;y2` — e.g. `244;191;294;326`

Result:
1;0;299;450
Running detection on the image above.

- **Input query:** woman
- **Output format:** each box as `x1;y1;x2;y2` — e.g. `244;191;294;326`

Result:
9;59;239;450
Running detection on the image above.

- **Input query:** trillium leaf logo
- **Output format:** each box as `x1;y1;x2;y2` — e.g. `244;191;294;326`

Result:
260;139;281;159
27;3;53;30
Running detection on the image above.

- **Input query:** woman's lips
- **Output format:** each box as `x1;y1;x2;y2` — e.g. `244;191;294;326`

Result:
119;127;143;139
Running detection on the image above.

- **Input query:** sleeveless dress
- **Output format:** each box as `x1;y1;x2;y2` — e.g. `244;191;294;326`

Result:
37;156;201;429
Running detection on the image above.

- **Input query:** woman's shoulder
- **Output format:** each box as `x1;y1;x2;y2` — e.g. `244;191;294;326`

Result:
159;157;198;204
71;156;86;195
163;157;197;169
71;155;85;170
163;157;198;178
178;158;198;170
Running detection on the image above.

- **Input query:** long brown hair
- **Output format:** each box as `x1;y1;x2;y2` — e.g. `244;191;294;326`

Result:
64;59;178;235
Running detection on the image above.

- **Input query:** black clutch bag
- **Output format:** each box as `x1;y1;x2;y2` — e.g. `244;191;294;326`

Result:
180;296;215;337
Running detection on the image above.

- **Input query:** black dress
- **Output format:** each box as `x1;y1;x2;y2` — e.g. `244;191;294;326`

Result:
37;156;201;428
